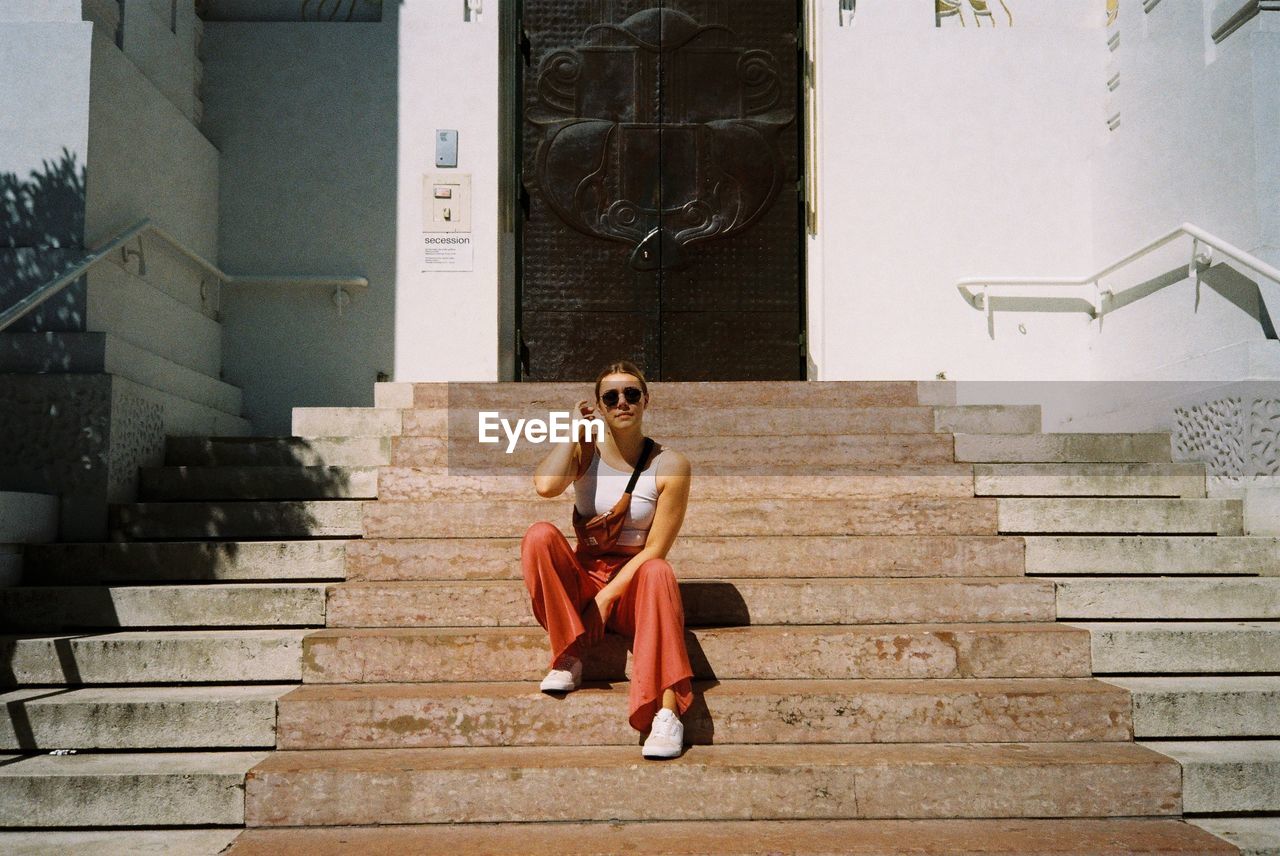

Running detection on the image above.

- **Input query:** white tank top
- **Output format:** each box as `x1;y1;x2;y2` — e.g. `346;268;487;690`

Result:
572;443;663;547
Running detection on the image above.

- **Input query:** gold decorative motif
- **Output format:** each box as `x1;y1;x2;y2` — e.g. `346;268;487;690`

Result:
1107;0;1119;26
936;0;1013;27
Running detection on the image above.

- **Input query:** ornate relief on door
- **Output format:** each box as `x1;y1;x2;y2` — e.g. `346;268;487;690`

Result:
527;6;795;271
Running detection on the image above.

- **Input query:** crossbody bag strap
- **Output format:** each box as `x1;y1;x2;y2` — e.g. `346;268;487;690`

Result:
623;437;655;495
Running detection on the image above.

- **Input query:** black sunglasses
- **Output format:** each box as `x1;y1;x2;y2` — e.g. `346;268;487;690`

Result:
600;386;644;408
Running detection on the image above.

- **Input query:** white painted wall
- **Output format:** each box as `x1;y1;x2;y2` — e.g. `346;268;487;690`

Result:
202;15;399;433
811;0;1103;382
85;29;218;259
1080;0;1280;380
394;0;501;383
119;0;202;123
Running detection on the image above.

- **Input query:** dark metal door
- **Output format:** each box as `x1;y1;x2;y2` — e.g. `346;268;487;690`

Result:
517;0;803;381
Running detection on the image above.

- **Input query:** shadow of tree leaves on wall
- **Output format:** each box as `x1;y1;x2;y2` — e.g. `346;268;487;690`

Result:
1;148;89;333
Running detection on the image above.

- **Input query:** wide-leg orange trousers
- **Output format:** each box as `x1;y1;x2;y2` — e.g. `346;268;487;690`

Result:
520;520;695;733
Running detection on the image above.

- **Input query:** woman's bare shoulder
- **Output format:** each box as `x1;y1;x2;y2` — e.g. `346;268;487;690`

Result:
654;444;691;478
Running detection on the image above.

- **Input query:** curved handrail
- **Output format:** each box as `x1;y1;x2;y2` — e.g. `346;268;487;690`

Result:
0;217;370;333
955;223;1280;332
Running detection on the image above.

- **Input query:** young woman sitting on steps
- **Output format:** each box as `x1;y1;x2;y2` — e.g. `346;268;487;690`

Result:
520;360;695;759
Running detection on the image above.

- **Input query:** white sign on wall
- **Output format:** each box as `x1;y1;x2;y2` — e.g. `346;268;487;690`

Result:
422;172;473;272
423;233;474;272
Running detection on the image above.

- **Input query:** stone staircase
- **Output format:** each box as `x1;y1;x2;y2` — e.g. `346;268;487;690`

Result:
0;430;366;852
2;380;1276;853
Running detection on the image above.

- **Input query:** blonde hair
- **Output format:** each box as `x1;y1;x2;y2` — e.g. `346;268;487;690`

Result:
593;360;649;402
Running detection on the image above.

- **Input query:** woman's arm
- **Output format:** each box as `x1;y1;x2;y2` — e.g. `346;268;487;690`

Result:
533;399;594;497
594;450;692;604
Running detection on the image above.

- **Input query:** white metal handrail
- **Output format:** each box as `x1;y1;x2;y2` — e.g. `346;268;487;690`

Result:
0;217;370;333
956;223;1280;338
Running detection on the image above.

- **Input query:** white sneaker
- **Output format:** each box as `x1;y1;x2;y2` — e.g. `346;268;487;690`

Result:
539;653;582;692
641;707;684;759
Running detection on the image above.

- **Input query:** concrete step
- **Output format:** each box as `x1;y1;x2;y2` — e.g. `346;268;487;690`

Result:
955;433;1172;463
165;436;391;467
242;742;1181;826
1;629;308;686
0;491;58;543
1066;621;1280;673
0;331;242;415
302;623;1092;684
997;498;1242;535
346;535;1025;581
0;685;291;750
140;466;378;501
1101;676;1280;737
86;260;222;375
1050;576;1280;619
275;677;1131;749
377;468;978;501
391;381;929;410
974;463;1205;497
325;578;1056;628
0;751;268;827
224;818;1236;856
130;374;253;437
1191;817;1280;856
364;498;998;539
22;540;349;584
292;407;403;437
110;500;364;540
1025;535;1280;575
396;404;1042;438
391;433;957;471
0;583;329;630
0;829;242;855
0;546;19;587
1143;740;1280;813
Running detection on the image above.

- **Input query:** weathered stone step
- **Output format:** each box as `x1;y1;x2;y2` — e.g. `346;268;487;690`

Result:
302;624;1092;684
1191;817;1280;856
377;468;978;501
974;463;1205;497
395;381;928;410
22;540;349;585
364;498;998;539
398;404;1041;438
0;583;329;630
325;578;1056;628
292;407;403;437
346;535;1025;581
0;830;242;855
997;498;1242;535
242;742;1181;826
223;818;1236;856
1144;740;1280;813
1050;577;1280;619
0;685;291;750
275;677;1131;749
0;751;268;827
1067;621;1280;673
393;434;960;472
140;466;378;501
1025;535;1280;575
110;501;365;541
1101;676;1280;737
1;629;308;686
956;433;1172;463
165;436;391;467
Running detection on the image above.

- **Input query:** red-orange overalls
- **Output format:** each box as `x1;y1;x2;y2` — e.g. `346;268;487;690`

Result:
520;520;695;733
